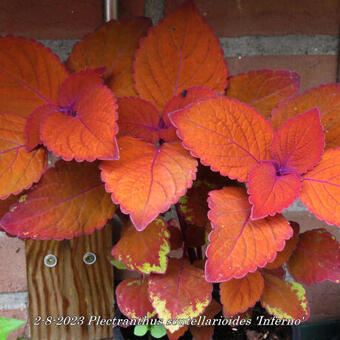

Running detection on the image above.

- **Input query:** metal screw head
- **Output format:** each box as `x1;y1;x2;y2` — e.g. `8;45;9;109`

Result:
44;254;57;267
83;252;96;265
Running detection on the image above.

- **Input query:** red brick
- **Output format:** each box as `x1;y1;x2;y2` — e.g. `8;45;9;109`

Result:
0;0;104;39
119;0;145;18
0;234;27;292
305;281;340;322
0;309;28;340
165;0;340;36
227;55;338;93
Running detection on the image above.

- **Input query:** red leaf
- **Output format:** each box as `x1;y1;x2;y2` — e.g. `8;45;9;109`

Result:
206;187;292;282
300;149;340;226
263;267;286;279
179;179;220;227
248;161;301;219
287;229;340;285
265;221;300;270
191;299;221;339
261;273;310;320
162;87;217;142
116;278;156;319
271;108;324;174
227;69;299;119
100;136;197;230
168;220;183;250
220;271;264;317
271;84;340;149
67;18;152;97
0;113;47;199
0;160;115;240
170;96;273;182
112;218;170;274
190;325;214;340
117;97;161;143
134;1;228;111
148;258;212;333
184;224;206;247
195;299;221;322
0;193;26;220
0;37;68;118
41;85;119;161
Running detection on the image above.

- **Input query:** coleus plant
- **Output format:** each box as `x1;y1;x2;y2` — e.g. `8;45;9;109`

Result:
1;1;340;338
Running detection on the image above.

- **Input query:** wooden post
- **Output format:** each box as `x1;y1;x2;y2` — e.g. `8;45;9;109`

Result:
25;224;114;340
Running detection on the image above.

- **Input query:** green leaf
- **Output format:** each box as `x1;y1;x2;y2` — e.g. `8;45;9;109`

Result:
0;317;25;340
111;259;127;270
150;324;167;339
134;325;148;337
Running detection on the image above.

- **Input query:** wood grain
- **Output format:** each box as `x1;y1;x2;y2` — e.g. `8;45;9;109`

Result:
25;223;114;340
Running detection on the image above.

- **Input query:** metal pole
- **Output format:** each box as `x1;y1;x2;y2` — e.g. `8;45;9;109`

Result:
104;0;118;22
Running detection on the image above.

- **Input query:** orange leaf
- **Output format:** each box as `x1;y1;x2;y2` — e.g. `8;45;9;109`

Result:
206;187;292;282
116;278;156;319
300;148;340;226
261;272;310;320
170;96;273;182
148;258;212;333
161;87;217;142
25;105;59;151
271;84;340;149
271;108;324;174
117;97;161;143
248;161;301;219
134;1;228;111
41;85;119;161
265;221;300;269
67;18;152;97
227;69;299;119
0;113;47;199
58;69;104;107
0;37;68;118
25;69;105;151
0;160;115;240
100;136;197;230
112;218;170;274
220;271;264;317
287;229;340;285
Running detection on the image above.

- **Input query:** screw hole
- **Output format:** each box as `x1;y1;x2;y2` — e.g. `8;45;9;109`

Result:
83;252;96;265
44;254;57;267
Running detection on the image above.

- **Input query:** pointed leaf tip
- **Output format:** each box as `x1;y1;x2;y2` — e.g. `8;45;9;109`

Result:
171;96;273;182
100;136;197;230
134;1;228;111
206;187;292;282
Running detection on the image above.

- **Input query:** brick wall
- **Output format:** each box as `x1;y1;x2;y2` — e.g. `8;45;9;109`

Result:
1;0;340;339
